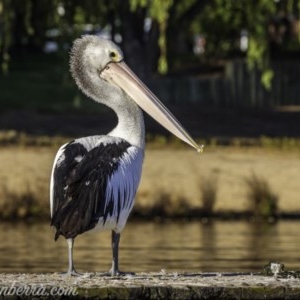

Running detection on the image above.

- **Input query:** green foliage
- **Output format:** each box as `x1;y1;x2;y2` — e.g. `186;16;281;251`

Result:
130;0;173;73
0;0;12;73
130;0;147;11
259;136;300;151
196;0;299;88
261;69;274;90
1;0;300;89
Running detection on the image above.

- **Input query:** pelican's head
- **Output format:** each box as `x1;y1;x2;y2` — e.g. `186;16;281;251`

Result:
70;35;202;152
70;36;124;97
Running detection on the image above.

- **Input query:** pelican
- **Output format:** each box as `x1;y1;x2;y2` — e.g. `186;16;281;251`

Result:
50;35;201;276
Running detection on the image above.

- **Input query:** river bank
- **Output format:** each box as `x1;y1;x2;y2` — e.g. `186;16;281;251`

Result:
0;144;299;220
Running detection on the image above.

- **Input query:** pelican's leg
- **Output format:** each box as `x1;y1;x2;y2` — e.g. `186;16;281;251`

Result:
110;231;120;275
108;230;134;276
61;238;82;276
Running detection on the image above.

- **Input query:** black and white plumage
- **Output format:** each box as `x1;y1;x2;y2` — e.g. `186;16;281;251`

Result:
50;36;201;276
51;137;142;238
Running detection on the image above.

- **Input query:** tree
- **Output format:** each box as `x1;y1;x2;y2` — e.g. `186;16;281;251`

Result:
1;0;300;88
192;0;300;88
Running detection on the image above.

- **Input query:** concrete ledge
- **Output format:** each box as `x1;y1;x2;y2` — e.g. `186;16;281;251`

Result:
0;272;299;299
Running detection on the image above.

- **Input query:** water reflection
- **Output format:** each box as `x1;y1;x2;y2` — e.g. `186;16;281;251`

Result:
0;221;299;273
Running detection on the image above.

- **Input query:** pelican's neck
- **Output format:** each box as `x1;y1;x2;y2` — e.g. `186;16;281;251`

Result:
108;93;145;149
71;56;145;148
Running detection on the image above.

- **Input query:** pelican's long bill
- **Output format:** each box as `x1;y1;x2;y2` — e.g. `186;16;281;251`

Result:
101;61;202;152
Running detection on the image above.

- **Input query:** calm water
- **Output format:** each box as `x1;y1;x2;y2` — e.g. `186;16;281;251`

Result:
0;221;300;273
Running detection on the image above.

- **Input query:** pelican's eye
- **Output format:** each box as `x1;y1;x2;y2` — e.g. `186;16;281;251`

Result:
109;51;117;60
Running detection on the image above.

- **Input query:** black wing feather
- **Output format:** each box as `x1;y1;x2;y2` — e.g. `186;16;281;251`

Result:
51;139;131;240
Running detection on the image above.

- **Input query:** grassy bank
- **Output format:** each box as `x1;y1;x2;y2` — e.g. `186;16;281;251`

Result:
0;141;299;222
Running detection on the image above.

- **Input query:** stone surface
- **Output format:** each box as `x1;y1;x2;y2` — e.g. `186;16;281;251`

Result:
0;272;300;299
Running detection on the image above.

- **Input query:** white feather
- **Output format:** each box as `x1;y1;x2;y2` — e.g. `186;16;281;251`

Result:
97;146;144;232
50;143;68;217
